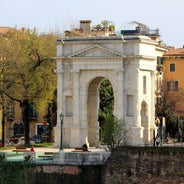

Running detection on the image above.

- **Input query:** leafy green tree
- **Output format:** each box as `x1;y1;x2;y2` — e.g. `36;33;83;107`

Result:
101;20;109;28
0;28;59;144
100;115;127;151
98;79;114;125
98;79;114;141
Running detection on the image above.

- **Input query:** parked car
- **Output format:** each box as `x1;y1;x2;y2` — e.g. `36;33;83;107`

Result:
32;135;42;143
15;137;35;145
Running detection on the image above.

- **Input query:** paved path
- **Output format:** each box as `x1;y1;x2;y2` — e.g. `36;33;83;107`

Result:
3;141;184;153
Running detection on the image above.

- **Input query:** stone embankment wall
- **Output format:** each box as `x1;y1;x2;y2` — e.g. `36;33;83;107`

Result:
32;165;102;184
102;147;184;184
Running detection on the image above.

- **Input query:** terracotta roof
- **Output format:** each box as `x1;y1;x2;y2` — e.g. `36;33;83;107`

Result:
0;27;11;34
164;48;184;56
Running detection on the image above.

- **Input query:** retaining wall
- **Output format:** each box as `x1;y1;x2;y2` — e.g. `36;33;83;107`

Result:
1;147;184;183
102;147;184;184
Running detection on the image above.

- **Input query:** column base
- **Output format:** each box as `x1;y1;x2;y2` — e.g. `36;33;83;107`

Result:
129;126;144;146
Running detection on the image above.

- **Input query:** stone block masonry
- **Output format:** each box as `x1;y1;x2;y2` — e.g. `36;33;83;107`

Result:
102;147;184;184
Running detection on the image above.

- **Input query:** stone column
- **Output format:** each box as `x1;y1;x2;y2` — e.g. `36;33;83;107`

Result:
54;60;64;147
134;69;141;127
130;69;144;146
72;69;80;126
70;69;81;147
150;71;157;143
150;71;156;125
115;67;124;120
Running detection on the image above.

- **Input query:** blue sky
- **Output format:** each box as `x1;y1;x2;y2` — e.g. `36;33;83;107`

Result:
1;0;184;48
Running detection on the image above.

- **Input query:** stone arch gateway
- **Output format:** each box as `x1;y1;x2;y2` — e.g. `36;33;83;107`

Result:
54;36;165;148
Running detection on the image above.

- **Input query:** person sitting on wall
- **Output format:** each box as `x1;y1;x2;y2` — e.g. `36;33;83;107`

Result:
82;144;88;151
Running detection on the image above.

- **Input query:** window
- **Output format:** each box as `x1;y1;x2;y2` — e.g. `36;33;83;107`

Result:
157;56;163;65
157;57;163;72
170;63;175;72
29;102;38;119
143;76;146;94
6;100;14;119
167;81;178;91
14;122;24;136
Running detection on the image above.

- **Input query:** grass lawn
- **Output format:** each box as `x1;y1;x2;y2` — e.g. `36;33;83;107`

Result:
33;142;54;147
0;142;54;151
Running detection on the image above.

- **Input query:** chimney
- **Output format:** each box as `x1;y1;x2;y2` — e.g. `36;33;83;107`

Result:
80;20;92;33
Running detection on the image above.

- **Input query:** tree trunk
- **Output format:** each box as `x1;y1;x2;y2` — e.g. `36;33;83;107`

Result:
22;99;30;145
2;117;5;147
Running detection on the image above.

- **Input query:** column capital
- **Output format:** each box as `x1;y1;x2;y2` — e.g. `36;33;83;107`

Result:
54;68;64;74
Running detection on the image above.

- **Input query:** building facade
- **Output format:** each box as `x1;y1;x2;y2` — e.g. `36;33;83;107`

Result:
163;47;184;115
0;99;49;144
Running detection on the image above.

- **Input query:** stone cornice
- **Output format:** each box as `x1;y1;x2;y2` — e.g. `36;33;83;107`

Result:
57;36;124;43
66;56;125;60
54;55;155;61
164;56;184;59
126;55;156;60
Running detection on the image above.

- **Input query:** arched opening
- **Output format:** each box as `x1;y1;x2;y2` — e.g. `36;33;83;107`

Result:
87;77;114;147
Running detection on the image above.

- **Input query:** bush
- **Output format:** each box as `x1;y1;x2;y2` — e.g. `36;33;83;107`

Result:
100;115;127;151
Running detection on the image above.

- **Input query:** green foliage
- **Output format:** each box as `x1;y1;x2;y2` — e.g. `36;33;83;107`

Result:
0;161;34;184
0;154;5;162
98;79;114;124
101;20;109;28
0;28;59;144
100;115;127;151
33;142;54;147
0;28;59;111
96;24;102;30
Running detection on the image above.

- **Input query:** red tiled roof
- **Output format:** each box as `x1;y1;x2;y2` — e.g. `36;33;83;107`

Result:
164;48;184;56
0;27;11;34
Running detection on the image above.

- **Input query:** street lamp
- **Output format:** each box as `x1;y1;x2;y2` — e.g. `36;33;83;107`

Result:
59;113;64;150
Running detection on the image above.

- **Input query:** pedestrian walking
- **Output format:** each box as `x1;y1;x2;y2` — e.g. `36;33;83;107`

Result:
155;135;160;147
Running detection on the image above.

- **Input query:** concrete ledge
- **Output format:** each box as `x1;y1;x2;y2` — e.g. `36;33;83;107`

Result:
53;151;111;165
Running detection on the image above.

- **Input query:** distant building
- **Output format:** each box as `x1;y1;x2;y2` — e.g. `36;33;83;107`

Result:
64;20;115;37
163;47;184;114
0;27;11;35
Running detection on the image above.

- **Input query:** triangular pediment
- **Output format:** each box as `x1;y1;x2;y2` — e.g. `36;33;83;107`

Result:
68;45;125;58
